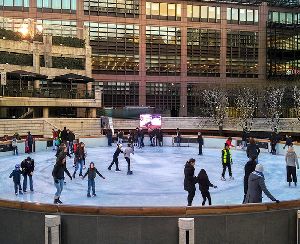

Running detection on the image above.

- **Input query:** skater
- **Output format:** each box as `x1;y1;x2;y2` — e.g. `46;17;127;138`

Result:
73;142;86;178
106;129;113;146
82;162;105;197
21;157;34;192
52;129;58;151
270;132;279;155
176;128;181;147
243;156;257;203
68;130;75;154
9;164;23;195
241;128;248;150
285;146;299;187
244;164;279;204
184;158;197;206
60;127;68;145
11;136;18;155
221;143;233;181
225;137;235;148
197;169;217;206
197;132;203;155
117;130;124;144
157;128;163;147
246;138;260;162
283;135;293;149
52;148;72;204
108;143;123;171
26;131;34;153
124;143;134;175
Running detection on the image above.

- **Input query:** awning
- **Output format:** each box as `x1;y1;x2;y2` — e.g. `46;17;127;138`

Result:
7;70;47;80
52;73;94;84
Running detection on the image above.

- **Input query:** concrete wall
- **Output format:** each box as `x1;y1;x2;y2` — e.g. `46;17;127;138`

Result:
0;206;297;244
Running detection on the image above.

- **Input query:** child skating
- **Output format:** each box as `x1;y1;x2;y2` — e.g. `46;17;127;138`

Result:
9;164;23;195
82;162;105;197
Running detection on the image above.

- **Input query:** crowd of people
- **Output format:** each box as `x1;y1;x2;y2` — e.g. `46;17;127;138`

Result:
6;126;299;206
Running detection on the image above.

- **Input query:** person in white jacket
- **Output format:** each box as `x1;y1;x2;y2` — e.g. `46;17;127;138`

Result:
285;146;299;187
124;143;134;175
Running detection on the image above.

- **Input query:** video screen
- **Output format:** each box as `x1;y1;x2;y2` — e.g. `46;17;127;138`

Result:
140;114;162;129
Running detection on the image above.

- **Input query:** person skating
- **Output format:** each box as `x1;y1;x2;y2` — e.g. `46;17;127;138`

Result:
221;144;233;181
283;135;293;149
11;136;18;155
21;157;34;192
244;164;279;204
197;169;217;206
52;148;72;204
73;142;85;178
285;146;299;187
246;138;260;162
241;127;248;150
82;162;105;197
124;143;134;175
184;158;197;206
9;164;23;195
26;131;34;153
225;137;235;148
197;132;204;155
243;156;257;203
108;143;123;171
176;128;181;147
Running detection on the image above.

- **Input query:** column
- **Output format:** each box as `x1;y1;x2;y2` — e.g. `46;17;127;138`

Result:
43;107;49;118
178;218;195;244
258;2;268;80
76;0;85;39
43;35;53;68
180;3;188;117
90;108;97;118
45;215;61;244
33;42;40;74
138;0;146;106
34;80;40;90
220;5;227;80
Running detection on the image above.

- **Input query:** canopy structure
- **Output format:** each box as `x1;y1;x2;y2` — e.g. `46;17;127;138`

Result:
52;73;94;84
7;70;47;80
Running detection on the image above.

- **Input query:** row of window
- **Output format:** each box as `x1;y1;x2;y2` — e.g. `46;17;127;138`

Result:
187;5;220;23
227;8;259;25
269;11;300;25
146;2;181;21
36;0;76;12
0;0;28;8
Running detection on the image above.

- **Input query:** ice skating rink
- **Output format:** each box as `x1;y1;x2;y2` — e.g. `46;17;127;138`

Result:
0;146;298;206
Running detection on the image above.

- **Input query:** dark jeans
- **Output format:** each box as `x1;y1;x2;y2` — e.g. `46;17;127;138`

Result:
14;182;22;194
201;190;211;206
107;135;112;146
108;156;120;170
222;163;232;178
13;146;18;155
125;157;131;172
23;174;33;191
28;143;33;153
187;189;195;206
176;137;181;147
198;144;203;155
88;178;96;195
271;143;276;154
287;166;297;183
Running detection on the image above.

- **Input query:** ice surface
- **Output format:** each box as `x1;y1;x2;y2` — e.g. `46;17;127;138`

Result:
0;145;297;206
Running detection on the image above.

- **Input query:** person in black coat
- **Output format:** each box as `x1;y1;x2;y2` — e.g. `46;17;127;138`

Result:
82;162;105;197
9;164;23;195
60;127;68;144
197;169;217;206
108;143;123;171
21;157;34;192
52;148;72;204
26;131;34;153
197;132;204;155
246;138;260;162
243;156;257;203
184;158;197;206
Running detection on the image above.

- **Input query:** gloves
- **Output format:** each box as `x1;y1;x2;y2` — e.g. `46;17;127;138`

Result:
275;199;280;203
213;185;218;189
54;179;58;184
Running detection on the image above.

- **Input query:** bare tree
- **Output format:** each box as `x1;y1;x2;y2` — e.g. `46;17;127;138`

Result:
263;86;285;132
202;88;229;132
293;86;300;122
235;87;258;131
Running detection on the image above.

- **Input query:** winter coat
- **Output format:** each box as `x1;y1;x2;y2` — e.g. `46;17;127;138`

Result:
285;151;299;168
124;147;134;158
244;171;276;203
197;135;203;145
56;151;68;164
9;169;22;184
21;159;34;176
83;168;104;179
68;132;75;142
222;149;232;164
60;129;68;141
243;159;257;194
197;175;213;192
75;147;85;160
52;162;71;180
285;137;293;147
113;147;123;158
12;139;17;147
184;163;196;192
246;144;260;159
26;134;33;145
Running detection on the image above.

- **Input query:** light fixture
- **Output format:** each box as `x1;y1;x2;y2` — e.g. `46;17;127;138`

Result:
19;23;29;36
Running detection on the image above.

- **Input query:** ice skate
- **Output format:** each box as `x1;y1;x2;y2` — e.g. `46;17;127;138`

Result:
92;193;97;197
87;193;91;198
15;192;18;195
221;176;226;181
108;166;112;171
115;169;121;172
127;171;133;175
57;198;63;204
83;166;86;170
54;199;58;204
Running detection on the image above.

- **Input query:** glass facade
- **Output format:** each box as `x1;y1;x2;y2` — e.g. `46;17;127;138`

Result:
187;28;220;77
37;0;76;13
146;26;181;76
84;0;139;17
36;20;77;37
100;81;139;107
146;2;181;21
85;22;139;75
269;11;300;24
227;7;258;25
0;0;29;10
227;30;258;78
187;5;220;23
0;17;25;31
146;82;180;115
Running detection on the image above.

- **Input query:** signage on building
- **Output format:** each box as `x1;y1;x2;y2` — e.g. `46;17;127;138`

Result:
0;72;6;85
286;69;300;75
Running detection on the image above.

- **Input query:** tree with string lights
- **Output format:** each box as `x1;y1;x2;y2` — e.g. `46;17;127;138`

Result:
293;86;300;122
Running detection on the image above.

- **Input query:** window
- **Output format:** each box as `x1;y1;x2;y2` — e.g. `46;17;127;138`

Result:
146;2;181;21
227;7;258;25
187;4;220;23
0;0;29;10
37;0;76;12
36;20;77;37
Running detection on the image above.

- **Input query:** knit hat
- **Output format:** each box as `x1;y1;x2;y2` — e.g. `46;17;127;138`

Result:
15;164;20;169
255;164;264;172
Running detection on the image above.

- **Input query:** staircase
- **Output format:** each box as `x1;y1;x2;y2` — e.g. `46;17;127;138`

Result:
19;108;34;119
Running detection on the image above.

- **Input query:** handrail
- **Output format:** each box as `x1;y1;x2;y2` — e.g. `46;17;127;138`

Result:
0;199;299;216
